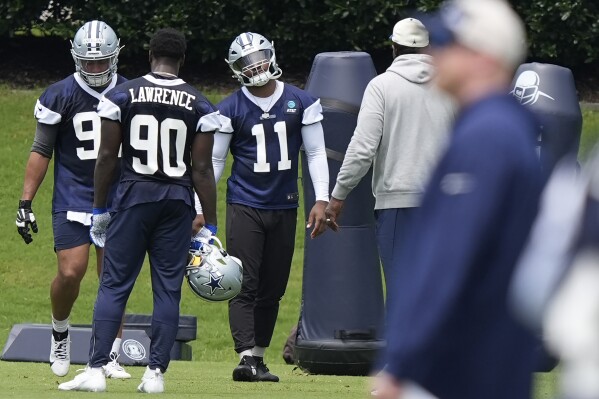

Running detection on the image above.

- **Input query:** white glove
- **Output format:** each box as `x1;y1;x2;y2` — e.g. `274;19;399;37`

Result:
90;208;111;248
195;224;217;241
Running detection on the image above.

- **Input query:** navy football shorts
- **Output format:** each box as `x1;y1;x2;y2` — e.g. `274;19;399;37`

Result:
52;212;92;251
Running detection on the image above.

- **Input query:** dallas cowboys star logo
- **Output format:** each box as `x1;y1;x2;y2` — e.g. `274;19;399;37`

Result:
202;271;225;295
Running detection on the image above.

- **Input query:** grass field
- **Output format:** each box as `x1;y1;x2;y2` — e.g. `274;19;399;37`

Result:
0;85;597;397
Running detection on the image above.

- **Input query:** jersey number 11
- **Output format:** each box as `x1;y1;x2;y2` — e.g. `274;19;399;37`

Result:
252;121;291;173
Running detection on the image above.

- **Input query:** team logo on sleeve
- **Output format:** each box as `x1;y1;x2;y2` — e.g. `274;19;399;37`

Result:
285;100;298;114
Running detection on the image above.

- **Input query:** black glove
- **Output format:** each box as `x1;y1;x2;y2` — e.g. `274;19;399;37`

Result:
16;200;38;244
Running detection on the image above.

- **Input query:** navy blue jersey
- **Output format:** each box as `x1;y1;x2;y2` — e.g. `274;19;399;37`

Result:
218;82;322;209
384;94;542;399
34;73;127;213
97;73;221;211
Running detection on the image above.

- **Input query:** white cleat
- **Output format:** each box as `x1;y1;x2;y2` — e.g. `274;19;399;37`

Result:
58;366;106;392
137;366;165;394
49;334;70;377
103;352;131;379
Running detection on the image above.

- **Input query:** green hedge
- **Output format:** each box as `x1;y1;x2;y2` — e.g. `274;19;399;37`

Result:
513;0;599;66
1;0;598;69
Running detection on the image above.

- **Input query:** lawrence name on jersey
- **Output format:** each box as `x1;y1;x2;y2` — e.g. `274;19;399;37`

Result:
96;73;221;211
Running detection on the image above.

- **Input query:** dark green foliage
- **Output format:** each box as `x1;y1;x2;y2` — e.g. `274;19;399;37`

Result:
1;0;598;70
0;0;49;37
512;0;599;67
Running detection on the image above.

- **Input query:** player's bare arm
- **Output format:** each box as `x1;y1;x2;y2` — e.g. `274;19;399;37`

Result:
21;152;51;201
192;132;217;227
94;119;123;209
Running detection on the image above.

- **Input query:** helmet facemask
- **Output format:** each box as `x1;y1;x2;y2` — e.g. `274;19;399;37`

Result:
71;49;120;87
227;32;282;87
70;20;122;87
233;49;274;87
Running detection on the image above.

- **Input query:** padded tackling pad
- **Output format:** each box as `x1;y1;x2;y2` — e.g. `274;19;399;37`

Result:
510;63;582;372
297;52;385;375
510;63;582;172
1;314;196;365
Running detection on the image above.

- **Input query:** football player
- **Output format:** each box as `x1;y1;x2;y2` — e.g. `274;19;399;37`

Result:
16;20;130;379
196;32;329;382
58;28;219;393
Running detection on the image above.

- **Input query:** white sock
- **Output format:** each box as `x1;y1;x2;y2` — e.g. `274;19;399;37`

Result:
111;338;122;355
239;349;253;360
52;315;69;333
252;346;266;358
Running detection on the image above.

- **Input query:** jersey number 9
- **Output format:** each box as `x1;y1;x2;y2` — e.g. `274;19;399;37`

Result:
74;111;101;160
73;111;122;160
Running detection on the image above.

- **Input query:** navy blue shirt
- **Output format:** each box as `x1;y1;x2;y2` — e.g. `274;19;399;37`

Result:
384;94;543;399
35;73;127;213
97;73;221;211
217;83;322;209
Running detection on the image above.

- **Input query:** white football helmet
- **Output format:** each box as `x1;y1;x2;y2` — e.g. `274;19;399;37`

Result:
226;32;282;87
186;236;243;302
71;20;122;87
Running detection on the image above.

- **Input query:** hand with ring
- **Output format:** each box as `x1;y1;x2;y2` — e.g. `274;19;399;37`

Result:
307;200;328;239
324;198;343;232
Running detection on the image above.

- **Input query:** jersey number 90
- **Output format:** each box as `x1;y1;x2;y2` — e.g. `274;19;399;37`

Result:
130;114;187;177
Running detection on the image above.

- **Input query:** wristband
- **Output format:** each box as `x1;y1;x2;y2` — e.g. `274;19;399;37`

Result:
205;224;218;235
93;207;108;214
19;200;32;209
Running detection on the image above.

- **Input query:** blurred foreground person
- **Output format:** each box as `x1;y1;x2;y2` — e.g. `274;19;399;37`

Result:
512;153;599;399
373;1;543;398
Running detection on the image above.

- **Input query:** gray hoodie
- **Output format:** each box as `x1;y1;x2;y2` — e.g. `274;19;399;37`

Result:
332;53;455;209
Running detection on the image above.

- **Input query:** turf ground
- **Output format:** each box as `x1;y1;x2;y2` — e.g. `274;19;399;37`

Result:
0;86;597;397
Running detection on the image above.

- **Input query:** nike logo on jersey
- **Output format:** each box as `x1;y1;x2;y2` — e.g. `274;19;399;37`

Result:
129;87;196;110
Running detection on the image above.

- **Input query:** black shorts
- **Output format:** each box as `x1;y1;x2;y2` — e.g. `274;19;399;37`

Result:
52;212;92;251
